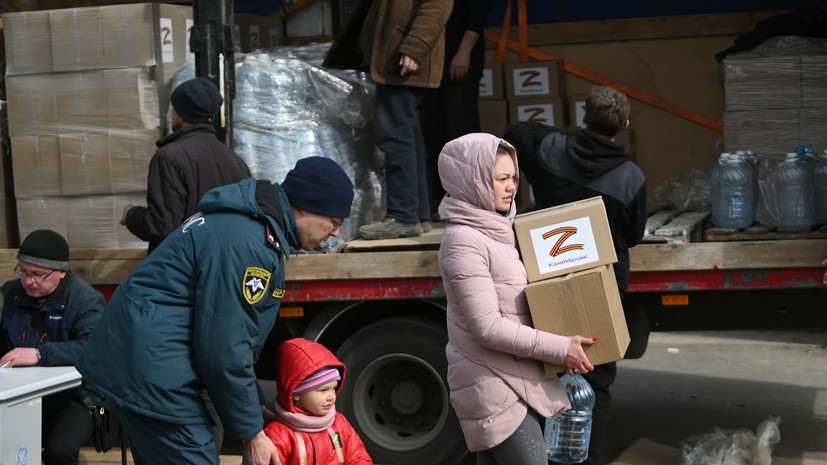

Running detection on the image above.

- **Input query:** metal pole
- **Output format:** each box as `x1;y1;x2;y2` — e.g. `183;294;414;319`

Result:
191;0;234;145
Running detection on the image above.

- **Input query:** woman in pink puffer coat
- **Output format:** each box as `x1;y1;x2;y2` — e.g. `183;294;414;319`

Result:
437;133;596;465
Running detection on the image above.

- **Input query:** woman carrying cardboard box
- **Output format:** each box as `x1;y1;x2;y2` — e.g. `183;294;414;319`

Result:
437;132;596;465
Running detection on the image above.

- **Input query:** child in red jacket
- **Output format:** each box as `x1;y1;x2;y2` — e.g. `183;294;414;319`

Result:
264;338;373;465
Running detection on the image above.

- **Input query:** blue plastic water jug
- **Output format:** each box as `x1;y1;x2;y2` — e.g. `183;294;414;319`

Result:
774;152;816;228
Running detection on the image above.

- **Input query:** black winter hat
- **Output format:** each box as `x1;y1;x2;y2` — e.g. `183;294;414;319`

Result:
170;78;223;123
280;157;354;219
18;229;70;271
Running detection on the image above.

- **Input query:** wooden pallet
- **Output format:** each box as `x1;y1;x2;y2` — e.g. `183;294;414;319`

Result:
642;210;710;244
344;222;445;252
705;223;827;241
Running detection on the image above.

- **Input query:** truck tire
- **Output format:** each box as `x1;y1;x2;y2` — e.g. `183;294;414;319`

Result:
335;317;467;465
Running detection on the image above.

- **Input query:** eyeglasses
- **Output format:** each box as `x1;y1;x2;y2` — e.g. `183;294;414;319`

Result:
331;217;344;229
14;265;57;284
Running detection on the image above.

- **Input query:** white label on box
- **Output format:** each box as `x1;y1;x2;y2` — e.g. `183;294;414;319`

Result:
529;216;600;275
479;68;494;97
512;67;550;96
160;18;174;63
515;103;556;125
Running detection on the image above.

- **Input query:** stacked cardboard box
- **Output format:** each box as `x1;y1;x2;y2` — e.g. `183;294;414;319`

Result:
721;37;827;155
505;61;565;127
478;64;507;136
3;3;193;247
515;196;630;374
235;13;281;52
478;61;566;134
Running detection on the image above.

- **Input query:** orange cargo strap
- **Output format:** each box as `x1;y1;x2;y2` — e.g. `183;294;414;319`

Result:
495;0;529;64
485;29;723;133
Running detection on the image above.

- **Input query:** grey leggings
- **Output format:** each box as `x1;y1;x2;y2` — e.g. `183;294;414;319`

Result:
477;409;547;465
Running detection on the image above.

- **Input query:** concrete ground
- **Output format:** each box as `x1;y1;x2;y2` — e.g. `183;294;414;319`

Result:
455;327;827;465
87;328;826;465
606;328;827;463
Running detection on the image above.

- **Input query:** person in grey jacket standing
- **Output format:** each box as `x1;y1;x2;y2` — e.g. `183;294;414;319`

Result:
437;133;596;465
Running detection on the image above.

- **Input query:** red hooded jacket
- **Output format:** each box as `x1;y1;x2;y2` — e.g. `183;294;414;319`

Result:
264;338;372;465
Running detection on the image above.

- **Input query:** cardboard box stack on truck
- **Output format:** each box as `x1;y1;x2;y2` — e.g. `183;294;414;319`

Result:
0;2;826;465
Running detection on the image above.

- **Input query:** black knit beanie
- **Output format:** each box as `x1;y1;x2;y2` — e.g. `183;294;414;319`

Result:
18;229;70;271
170;78;223;123
280;157;354;218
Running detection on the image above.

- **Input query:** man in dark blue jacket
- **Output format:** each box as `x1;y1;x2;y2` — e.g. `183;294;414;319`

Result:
0;229;106;465
79;157;354;465
504;85;648;465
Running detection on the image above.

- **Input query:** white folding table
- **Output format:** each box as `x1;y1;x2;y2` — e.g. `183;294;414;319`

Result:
0;366;82;465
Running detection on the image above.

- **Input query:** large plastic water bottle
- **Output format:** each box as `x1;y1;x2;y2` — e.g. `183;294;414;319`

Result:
814;150;827;224
712;153;755;229
545;373;595;463
710;153;731;228
774;152;816;229
796;145;819;170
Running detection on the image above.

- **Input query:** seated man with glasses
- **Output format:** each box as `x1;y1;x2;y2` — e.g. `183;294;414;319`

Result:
0;229;108;465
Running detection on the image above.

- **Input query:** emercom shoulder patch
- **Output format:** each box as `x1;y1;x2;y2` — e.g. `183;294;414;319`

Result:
243;267;271;304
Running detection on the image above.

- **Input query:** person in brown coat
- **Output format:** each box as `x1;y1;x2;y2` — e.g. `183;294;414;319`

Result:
324;0;452;239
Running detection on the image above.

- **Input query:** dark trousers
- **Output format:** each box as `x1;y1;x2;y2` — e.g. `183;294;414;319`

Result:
375;83;429;224
477;408;547;465
420;62;484;216
42;397;93;465
118;407;218;465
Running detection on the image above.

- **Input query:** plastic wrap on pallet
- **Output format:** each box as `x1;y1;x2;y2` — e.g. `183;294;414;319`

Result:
236;51;381;243
651;166;713;213
722;36;827;111
5;67;162;199
16;193;147;249
6;67;161;138
267;42;335;68
3;4;193;76
722;108;827;157
10;129;159;199
166;48;382;244
1;3;195;249
754;154;784;228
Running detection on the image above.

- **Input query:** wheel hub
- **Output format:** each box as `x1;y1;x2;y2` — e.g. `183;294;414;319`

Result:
390;381;423;415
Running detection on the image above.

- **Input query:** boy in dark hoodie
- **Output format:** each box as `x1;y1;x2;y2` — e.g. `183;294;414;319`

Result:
264;338;372;465
503;84;647;465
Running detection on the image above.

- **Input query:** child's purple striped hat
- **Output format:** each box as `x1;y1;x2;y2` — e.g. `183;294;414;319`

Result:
295;367;341;395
